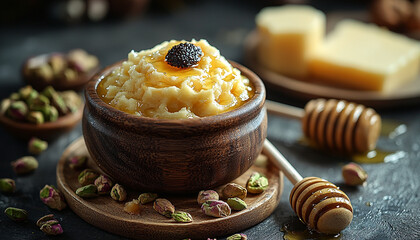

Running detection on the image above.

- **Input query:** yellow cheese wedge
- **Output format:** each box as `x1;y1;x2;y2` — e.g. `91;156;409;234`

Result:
309;20;420;92
256;5;325;78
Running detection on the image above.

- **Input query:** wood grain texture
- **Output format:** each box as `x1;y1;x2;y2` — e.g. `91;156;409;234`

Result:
56;137;283;240
0;104;83;140
82;60;267;193
244;30;420;109
22;53;99;91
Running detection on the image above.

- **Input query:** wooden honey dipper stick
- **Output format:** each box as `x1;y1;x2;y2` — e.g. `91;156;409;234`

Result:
263;140;353;234
265;99;381;153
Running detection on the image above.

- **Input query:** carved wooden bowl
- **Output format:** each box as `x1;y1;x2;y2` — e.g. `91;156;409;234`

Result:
82;61;267;193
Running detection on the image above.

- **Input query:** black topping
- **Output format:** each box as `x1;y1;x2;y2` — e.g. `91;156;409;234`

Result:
165;43;203;69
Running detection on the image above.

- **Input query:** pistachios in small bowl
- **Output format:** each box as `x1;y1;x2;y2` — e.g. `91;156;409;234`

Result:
0;85;83;139
22;49;99;91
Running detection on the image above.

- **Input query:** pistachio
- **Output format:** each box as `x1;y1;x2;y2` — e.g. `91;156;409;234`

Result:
28;95;50;111
153;198;175;218
63;68;78;82
34;65;54;82
94;174;114;195
68;49;99;72
222;183;247;200
0;98;11;115
46;105;58;122
227;233;248;240
68;155;87;169
201;200;231;218
36;214;55;227
78;169;99;186
41;86;57;99
75;184;98;198
138;193;158;204
0;178;16;193
342;162;368;186
9;92;20;101
28;137;48;154
61;91;82;113
19;85;34;100
51;92;68;115
40;219;63;235
227;197;247;211
49;54;66;75
11;156;38;175
39;185;67;210
26;111;44;124
124;199;141;215
25;89;39;106
110;184;127;202
4;207;28;222
7;101;28;121
197;190;219;205
246;172;269;194
172;211;193;223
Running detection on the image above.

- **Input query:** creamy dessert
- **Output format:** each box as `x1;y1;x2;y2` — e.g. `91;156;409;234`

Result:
255;5;326;77
97;39;253;119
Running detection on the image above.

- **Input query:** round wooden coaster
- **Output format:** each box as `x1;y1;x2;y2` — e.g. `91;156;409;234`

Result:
56;137;283;239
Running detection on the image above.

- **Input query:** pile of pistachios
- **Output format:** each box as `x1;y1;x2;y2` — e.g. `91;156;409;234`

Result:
198;171;269;219
23;49;99;83
0;85;82;124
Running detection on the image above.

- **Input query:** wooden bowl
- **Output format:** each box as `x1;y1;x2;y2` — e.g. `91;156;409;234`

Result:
0;105;83;140
22;53;99;91
83;61;267;193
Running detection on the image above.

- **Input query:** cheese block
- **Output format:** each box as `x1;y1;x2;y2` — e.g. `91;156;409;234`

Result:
256;5;326;78
309;20;420;92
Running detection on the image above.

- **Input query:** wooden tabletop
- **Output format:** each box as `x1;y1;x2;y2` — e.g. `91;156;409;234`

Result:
0;1;419;239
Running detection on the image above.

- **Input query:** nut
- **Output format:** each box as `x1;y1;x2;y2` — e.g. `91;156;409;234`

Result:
68;155;88;169
11;156;38;175
0;178;15;193
227;233;248;240
94;174;114;195
39;185;67;210
153;198;175;218
246;172;268;194
75;184;98;198
222;183;247;200
201;200;231;218
4;207;28;222
197;190;219;205
39;219;63;235
226;197;247;211
342;162;368;186
172;211;193;223
26;111;44;124
28;137;48;154
36;214;55;228
138;193;158;204
7;101;28;121
110;184;127;202
78;169;99;186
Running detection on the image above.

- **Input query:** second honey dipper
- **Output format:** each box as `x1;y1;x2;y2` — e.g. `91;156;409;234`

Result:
263;140;353;234
265;99;382;153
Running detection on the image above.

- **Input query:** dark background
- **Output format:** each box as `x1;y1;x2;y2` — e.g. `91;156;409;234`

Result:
1;0;420;239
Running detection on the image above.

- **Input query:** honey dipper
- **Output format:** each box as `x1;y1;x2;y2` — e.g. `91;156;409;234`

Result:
263;140;353;234
265;99;381;153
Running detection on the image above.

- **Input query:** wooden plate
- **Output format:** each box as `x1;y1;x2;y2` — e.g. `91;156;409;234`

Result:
0;105;83;140
56;137;283;240
244;26;420;109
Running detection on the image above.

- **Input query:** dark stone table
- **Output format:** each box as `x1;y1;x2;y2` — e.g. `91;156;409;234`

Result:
1;1;419;239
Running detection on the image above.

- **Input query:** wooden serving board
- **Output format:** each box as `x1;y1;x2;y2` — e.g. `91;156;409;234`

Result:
56;137;283;240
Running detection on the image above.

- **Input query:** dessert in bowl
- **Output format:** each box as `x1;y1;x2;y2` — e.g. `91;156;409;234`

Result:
83;40;266;193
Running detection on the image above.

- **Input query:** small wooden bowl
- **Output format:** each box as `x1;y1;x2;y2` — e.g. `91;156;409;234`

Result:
22;53;99;91
0;105;83;140
83;61;267;193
